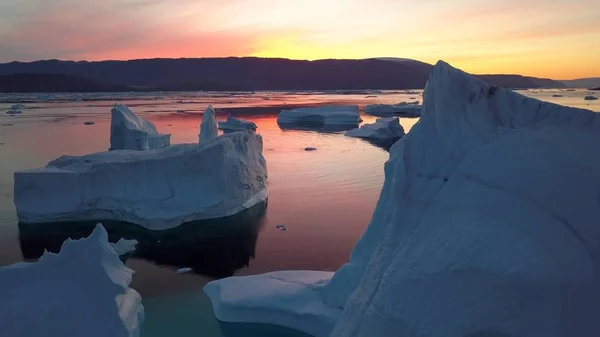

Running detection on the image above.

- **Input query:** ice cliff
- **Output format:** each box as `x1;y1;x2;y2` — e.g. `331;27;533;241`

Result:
205;61;600;337
14;131;267;230
0;224;143;337
218;113;257;131
199;105;218;144
110;104;171;151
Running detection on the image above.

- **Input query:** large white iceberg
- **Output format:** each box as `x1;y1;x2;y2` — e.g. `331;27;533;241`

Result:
345;117;404;141
205;61;600;337
0;224;143;337
110;104;171;151
218;113;257;131
277;106;362;126
363;102;421;117
199;105;218;145
14;131;268;230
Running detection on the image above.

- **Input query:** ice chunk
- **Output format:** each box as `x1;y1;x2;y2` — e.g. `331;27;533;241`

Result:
363;103;421;117
584;95;598;100
11;104;26;110
111;237;138;255
278;106;362;127
305;147;317;151
14;131;268;230
204;271;338;337
109;104;170;151
218;114;257;131
84;121;95;125
0;224;143;337
199;105;218;145
345;117;404;141
205;61;600;337
552;94;563;97
6;109;22;115
176;267;193;274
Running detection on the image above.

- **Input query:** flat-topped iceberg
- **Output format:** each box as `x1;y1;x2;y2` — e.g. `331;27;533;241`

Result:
345;117;404;141
218;114;257;132
0;224;143;337
199;105;218;145
14;130;267;230
205;61;600;337
110;104;171;151
277;105;362;127
363;102;421;117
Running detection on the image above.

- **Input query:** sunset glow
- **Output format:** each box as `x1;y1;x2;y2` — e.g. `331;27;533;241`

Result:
0;0;598;79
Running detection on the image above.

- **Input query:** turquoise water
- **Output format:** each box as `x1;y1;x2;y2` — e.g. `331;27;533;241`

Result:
0;89;597;336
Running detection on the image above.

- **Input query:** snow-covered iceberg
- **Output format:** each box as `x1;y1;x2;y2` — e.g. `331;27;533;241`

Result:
345;117;404;141
14;130;268;230
218;114;257;132
109;104;171;151
363;102;421;117
205;61;600;337
199;105;218;145
0;224;143;337
277;106;362;127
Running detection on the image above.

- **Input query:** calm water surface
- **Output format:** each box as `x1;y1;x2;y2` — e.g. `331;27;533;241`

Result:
0;89;597;336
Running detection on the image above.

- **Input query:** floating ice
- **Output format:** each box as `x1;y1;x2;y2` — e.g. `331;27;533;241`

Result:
278;106;362;127
305;147;317;151
345;117;404;141
276;224;287;231
6;109;22;115
14;130;268;230
363;103;421;117
199;105;218;145
218;114;257;132
84;121;95;125
176;267;193;274
109;104;171;151
0;224;143;337
552;94;563;97
111;237;138;255
584;95;598;100
205;61;600;337
11;104;26;110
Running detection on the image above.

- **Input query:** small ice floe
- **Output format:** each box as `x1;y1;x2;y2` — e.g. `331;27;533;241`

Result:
11;104;26;110
305;147;317;151
177;267;193;274
364;95;378;98
405;90;419;95
6;109;22;115
552;94;563;97
263;97;271;100
276;224;287;231
177;110;185;113
584;95;598;101
84;121;95;125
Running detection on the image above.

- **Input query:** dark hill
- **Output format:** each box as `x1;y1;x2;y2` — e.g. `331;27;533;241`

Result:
0;73;133;93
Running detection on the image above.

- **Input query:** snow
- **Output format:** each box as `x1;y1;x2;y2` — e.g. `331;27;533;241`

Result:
218;114;257;131
0;224;143;337
205;60;600;337
204;271;339;337
14;130;268;230
199;105;218;145
109;104;171;151
584;95;598;100
278;106;362;127
345;117;404;140
363;103;421;117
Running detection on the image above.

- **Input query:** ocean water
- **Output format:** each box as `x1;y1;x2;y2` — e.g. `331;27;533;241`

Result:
0;89;597;336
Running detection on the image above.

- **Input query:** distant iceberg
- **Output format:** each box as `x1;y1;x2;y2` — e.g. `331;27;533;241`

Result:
205;61;600;337
363;102;421;117
109;104;171;151
6;109;22;115
0;224;143;337
11;104;26;110
277;105;362;128
345;117;404;142
199;105;218;145
584;95;598;101
218;114;257;132
14;130;267;230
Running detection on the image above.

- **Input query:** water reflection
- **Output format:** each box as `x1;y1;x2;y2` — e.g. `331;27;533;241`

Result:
218;322;314;337
18;201;267;278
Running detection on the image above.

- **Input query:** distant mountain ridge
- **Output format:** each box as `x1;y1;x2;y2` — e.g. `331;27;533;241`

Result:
560;77;600;89
0;73;133;93
0;57;566;92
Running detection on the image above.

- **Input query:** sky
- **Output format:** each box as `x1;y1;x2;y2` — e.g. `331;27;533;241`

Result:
0;0;598;79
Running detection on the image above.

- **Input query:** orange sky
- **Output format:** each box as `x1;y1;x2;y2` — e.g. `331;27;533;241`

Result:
0;0;598;79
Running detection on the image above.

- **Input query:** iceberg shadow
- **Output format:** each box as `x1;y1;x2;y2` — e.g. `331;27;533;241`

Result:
18;201;267;278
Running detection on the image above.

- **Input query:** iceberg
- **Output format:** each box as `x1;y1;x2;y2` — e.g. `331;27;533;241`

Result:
218;114;258;132
205;61;600;337
14;130;268;230
109;104;171;151
345;117;404;141
277;106;362;127
199;105;218;145
0;224;143;337
363;103;422;117
11;104;26;110
6;109;22;114
584;95;598;100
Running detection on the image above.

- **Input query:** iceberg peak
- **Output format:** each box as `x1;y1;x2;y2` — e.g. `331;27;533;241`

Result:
199;105;218;145
109;104;170;151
